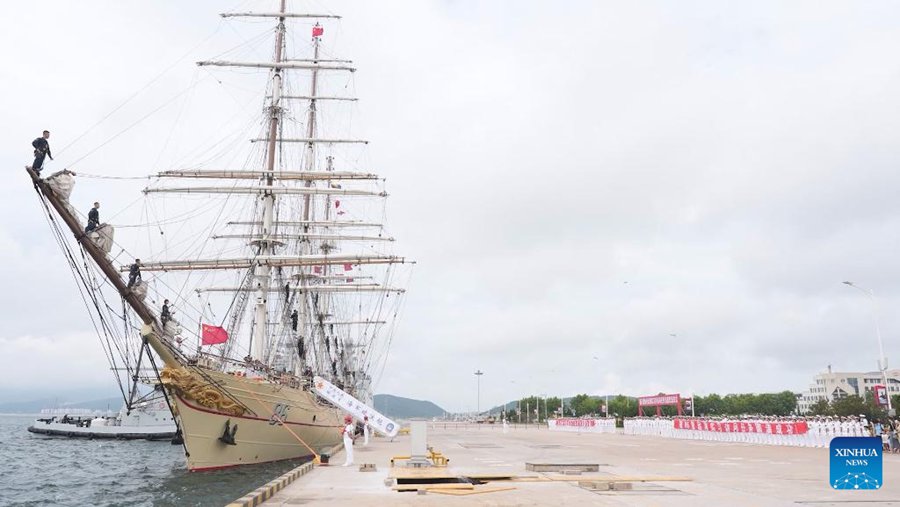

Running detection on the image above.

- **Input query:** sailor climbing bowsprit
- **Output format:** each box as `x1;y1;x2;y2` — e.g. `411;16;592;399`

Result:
30;130;52;174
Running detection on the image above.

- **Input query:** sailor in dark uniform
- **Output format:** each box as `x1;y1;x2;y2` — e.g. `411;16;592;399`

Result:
127;259;142;287
85;202;100;233
31;130;52;173
161;299;171;326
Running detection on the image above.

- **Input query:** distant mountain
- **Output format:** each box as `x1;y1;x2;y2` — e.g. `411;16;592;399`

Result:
0;396;124;415
374;394;446;419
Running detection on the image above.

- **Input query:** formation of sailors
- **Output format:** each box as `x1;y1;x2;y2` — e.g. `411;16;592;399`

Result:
623;415;891;448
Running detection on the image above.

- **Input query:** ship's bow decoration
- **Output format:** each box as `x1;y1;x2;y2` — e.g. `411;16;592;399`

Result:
160;367;245;416
314;375;398;437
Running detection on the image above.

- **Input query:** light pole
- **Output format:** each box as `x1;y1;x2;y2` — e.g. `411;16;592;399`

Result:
510;380;520;424
843;281;893;415
474;370;484;415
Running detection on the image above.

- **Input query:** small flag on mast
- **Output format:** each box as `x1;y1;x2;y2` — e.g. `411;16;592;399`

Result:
312;25;324;37
334;200;341;208
343;263;353;271
201;324;228;345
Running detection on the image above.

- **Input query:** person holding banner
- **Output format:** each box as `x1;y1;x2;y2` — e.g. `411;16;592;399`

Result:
342;414;356;466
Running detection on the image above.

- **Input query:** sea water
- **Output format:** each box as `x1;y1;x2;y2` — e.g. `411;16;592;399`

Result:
0;414;309;506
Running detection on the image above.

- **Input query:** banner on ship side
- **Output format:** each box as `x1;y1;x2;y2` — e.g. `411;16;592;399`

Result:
673;418;808;435
313;375;399;437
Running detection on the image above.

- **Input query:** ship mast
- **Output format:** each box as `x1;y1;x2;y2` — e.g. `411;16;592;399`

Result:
251;0;287;361
296;24;324;375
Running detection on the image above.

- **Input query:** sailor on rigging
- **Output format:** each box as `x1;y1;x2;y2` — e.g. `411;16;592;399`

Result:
127;259;142;288
290;309;298;332
161;299;171;326
31;130;52;174
85;202;100;233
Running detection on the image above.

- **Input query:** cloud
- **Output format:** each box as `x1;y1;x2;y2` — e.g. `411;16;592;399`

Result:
2;1;900;413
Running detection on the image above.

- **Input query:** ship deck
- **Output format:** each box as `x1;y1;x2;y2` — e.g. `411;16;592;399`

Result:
247;422;900;506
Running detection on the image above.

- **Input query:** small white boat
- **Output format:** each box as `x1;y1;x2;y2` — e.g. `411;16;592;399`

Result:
28;398;177;441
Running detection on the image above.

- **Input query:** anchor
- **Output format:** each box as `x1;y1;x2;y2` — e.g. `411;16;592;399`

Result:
219;419;238;445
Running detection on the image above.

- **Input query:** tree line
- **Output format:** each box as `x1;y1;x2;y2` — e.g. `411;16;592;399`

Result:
806;392;900;421
497;391;799;420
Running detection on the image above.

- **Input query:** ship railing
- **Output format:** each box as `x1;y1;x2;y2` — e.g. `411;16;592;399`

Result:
194;351;313;390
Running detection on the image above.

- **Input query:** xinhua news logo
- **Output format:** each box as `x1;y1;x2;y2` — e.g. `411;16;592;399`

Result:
830;437;882;490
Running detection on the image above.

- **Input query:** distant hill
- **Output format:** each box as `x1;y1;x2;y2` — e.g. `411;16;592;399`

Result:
0;396;123;415
1;391;446;418
374;394;446;419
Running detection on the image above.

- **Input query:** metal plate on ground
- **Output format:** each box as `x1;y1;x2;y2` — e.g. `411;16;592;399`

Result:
580;481;687;495
526;462;600;472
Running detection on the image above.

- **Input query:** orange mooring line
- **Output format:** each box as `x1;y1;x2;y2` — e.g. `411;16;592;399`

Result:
244;385;325;464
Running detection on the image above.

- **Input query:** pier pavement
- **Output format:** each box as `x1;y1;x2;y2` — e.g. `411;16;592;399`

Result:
259;422;900;506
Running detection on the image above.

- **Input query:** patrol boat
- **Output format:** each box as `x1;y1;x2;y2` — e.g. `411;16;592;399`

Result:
28;397;177;441
26;1;410;471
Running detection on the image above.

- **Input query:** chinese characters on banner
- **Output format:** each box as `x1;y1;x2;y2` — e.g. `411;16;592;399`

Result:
548;418;616;433
313;375;399;437
673;418;809;435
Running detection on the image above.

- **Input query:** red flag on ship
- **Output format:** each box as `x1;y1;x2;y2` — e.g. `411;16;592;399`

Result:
313;266;323;274
201;324;228;345
312;25;324;37
343;263;353;271
335;200;341;208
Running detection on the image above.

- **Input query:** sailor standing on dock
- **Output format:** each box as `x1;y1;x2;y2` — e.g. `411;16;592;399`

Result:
363;416;370;446
342;415;355;467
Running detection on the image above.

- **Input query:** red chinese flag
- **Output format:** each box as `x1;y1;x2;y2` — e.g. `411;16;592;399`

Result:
201;324;228;345
343;263;353;271
312;25;324;37
313;266;323;274
335;200;341;208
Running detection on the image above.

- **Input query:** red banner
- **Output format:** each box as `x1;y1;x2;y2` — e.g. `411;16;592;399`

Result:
673;418;808;435
639;394;680;406
554;418;597;427
875;385;889;407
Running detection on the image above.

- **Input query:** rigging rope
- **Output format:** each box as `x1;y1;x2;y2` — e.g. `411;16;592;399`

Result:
56;21;225;158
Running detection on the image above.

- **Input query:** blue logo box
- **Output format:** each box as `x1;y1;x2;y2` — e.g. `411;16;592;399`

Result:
830;437;882;490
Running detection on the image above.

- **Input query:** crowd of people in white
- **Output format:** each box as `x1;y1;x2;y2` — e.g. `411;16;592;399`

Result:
623;416;900;450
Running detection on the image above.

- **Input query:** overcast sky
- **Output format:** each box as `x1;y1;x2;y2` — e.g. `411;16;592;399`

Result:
3;1;900;413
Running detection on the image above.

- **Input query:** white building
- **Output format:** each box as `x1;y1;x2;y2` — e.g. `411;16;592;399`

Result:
798;365;900;413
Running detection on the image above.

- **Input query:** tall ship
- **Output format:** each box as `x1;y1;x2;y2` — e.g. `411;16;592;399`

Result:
27;1;410;471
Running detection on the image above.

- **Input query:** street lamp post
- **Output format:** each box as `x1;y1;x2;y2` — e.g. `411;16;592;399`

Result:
843;281;894;415
474;370;484;415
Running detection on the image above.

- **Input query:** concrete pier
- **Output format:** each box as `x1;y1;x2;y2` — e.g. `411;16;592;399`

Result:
258;422;900;506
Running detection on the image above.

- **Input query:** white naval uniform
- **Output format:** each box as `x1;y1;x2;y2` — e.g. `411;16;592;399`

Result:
363;420;370;446
342;423;355;466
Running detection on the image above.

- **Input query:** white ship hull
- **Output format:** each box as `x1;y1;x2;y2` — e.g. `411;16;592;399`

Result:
28;400;177;440
27;421;176;440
